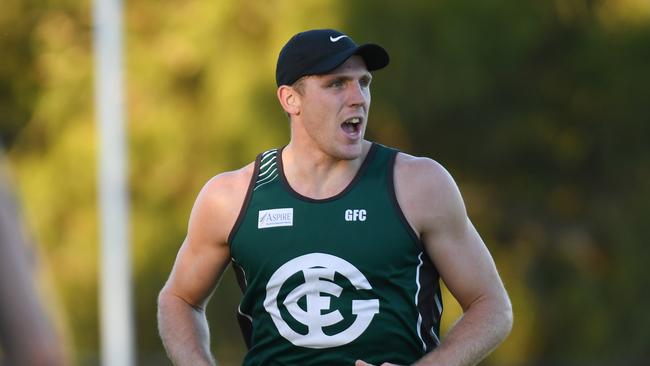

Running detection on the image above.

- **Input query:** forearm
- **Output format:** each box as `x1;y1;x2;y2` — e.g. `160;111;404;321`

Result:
413;297;513;366
157;291;216;366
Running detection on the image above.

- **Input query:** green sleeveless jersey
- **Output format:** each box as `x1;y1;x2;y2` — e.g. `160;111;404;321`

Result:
228;143;442;365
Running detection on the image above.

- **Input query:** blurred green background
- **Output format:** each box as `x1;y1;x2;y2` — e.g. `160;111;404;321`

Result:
2;0;650;365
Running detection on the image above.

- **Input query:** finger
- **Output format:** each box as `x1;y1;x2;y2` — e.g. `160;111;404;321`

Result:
355;360;373;366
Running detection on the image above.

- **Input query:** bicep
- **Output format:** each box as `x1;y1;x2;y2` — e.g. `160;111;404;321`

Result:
164;236;231;309
399;156;505;311
423;217;503;311
162;178;237;309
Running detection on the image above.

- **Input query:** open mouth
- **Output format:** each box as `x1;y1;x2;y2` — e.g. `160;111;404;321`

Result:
341;117;362;136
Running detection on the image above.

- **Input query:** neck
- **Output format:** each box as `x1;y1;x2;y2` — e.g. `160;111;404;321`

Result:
281;139;372;200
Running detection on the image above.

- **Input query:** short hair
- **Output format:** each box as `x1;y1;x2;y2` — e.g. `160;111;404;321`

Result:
291;76;307;95
285;76;308;119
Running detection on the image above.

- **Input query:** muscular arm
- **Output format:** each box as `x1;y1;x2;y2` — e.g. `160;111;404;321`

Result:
157;165;252;365
396;154;513;366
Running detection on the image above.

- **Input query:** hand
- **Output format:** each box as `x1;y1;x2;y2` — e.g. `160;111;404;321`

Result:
355;360;401;366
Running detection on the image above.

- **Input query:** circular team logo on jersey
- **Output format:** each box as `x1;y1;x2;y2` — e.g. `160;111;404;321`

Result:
264;253;380;349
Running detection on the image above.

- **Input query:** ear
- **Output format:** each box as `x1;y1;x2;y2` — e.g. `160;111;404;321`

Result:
277;85;301;116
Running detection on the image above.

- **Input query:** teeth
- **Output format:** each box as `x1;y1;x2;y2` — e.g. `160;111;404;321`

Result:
346;118;361;124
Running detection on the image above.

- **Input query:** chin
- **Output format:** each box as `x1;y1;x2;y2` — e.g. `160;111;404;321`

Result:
335;144;364;161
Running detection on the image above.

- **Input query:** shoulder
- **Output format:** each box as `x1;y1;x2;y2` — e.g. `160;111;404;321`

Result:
199;162;255;203
393;152;467;235
187;161;256;243
394;152;458;197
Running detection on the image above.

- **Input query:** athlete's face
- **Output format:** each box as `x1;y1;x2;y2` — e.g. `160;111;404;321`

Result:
295;56;372;160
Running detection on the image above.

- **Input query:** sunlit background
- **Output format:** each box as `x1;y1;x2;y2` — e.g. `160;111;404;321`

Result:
2;0;650;365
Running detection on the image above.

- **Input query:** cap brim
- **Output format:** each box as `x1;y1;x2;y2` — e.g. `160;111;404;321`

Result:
355;43;390;71
308;43;390;76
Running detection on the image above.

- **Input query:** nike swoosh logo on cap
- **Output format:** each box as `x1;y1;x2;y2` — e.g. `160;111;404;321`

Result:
330;35;348;42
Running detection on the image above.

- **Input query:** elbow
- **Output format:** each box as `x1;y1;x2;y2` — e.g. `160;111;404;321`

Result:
157;287;171;312
157;286;179;321
498;296;514;342
158;286;170;304
157;286;205;314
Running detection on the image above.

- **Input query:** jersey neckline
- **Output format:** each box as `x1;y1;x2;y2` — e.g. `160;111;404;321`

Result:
277;143;378;203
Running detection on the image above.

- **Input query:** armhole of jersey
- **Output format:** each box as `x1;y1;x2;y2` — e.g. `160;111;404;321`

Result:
387;151;425;251
388;151;443;352
227;154;262;247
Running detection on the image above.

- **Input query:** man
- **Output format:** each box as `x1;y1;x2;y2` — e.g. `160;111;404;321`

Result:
158;29;512;366
0;147;69;366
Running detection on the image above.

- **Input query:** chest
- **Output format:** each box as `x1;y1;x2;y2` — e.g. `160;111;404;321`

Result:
245;198;412;257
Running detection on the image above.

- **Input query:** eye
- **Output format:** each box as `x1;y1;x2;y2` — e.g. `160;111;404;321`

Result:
330;79;345;88
359;76;372;88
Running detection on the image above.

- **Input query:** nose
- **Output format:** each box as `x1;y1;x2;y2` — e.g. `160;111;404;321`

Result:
346;80;368;109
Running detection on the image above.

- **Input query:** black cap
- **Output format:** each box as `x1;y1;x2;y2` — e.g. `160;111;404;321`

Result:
275;29;390;87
